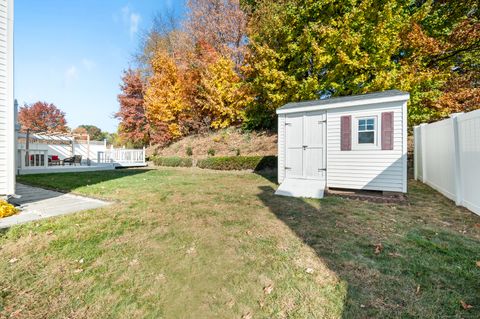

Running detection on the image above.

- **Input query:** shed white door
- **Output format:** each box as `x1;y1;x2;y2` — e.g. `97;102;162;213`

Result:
285;111;326;180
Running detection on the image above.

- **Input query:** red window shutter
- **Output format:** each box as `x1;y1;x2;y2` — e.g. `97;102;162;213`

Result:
340;115;352;151
381;112;394;150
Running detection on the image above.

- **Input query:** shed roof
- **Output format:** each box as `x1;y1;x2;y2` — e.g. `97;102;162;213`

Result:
276;90;409;114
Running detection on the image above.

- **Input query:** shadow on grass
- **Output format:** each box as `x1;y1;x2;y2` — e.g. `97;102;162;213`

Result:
257;184;480;318
16;169;153;193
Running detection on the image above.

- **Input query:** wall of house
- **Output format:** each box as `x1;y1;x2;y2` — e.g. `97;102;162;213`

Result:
326;101;407;193
0;0;14;196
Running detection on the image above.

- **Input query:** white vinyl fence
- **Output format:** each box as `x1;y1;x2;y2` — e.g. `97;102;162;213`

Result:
414;110;480;216
97;147;146;166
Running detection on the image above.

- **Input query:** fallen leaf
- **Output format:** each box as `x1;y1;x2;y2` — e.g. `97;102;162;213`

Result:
476;261;480;268
242;312;252;319
305;268;314;274
460;300;473;310
8;258;18;264
360;304;366;308
73;269;83;274
474;223;480;228
388;252;402;257
46;230;54;235
245;230;253;236
263;284;274;295
186;246;196;255
374;243;383;255
415;285;421;295
226;299;235;308
129;259;139;266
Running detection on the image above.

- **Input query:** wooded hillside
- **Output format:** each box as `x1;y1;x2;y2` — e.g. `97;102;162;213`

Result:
116;0;479;148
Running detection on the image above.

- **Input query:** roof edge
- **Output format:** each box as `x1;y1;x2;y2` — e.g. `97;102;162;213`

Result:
276;91;410;114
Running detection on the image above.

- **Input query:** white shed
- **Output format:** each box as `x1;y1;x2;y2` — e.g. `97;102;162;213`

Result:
276;90;409;198
0;0;14;198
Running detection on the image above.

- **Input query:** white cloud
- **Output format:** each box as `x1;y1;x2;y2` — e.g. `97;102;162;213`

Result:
129;13;141;38
120;6;141;39
65;65;78;84
82;58;95;71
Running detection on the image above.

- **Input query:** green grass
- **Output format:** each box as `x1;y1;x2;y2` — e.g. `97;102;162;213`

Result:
0;168;478;318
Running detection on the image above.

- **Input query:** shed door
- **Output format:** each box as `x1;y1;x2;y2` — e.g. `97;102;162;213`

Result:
285;113;304;178
285;112;326;180
305;111;326;180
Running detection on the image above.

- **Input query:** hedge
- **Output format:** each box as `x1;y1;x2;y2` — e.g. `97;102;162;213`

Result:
152;156;193;167
196;156;277;171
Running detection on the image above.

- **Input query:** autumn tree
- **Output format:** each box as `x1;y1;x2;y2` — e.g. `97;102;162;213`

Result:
116;69;151;147
196;57;251;128
186;0;248;67
19;101;68;133
145;51;188;140
243;0;479;127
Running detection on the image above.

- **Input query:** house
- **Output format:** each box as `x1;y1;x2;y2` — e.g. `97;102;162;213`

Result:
276;90;409;198
0;0;14;198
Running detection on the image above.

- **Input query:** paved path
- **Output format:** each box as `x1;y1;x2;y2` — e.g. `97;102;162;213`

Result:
0;184;110;229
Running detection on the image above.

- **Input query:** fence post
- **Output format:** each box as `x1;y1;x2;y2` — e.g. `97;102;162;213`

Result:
451;114;463;206
143;146;146;164
420;124;427;183
414;126;419;180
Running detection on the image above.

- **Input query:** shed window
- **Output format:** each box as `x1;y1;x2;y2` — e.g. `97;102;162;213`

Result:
358;118;376;144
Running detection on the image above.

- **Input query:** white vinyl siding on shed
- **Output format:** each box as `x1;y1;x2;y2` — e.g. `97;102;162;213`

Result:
326;102;406;192
0;0;14;196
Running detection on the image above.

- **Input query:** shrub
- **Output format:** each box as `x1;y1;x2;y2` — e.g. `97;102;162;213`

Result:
197;156;277;171
152;156;193;167
207;148;216;156
185;146;193;156
0;200;18;218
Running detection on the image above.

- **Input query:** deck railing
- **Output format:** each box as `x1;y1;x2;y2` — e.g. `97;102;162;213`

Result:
18;149;49;169
97;148;146;166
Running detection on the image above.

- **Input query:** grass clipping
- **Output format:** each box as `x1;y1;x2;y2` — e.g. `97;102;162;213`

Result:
0;200;18;218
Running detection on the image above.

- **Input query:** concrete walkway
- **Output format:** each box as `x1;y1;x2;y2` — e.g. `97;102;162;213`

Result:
0;183;110;229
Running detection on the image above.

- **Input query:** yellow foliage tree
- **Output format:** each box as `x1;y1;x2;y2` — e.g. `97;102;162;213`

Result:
196;57;252;129
145;51;188;138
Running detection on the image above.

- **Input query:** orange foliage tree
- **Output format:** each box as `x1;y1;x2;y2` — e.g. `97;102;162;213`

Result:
18;102;68;133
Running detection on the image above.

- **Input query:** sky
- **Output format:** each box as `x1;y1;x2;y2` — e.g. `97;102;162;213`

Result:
15;0;186;133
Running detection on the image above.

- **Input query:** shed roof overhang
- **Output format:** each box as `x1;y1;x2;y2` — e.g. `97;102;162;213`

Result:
276;90;410;114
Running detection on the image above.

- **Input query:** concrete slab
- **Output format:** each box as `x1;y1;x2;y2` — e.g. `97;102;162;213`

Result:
275;178;326;199
0;183;110;229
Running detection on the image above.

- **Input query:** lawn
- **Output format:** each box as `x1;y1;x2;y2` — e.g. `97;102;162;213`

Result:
1;168;479;318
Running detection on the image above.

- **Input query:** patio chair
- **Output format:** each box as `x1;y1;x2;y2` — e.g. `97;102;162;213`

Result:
63;155;82;166
48;155;61;166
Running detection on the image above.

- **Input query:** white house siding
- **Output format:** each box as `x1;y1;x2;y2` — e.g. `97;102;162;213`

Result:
277;114;286;183
0;0;13;196
326;101;406;192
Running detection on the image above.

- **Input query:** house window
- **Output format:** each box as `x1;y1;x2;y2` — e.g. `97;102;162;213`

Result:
358;117;376;144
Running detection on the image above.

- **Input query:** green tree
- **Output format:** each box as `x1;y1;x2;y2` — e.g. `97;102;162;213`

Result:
73;125;106;141
244;0;479;128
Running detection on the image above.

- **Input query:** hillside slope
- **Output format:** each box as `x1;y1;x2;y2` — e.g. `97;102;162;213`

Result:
151;128;277;158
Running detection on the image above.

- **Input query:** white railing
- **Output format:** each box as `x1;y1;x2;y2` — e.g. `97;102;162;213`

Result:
18;149;49;169
414;110;480;216
97;148;146;166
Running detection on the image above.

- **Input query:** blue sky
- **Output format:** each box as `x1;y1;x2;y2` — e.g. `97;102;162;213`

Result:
15;0;186;133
